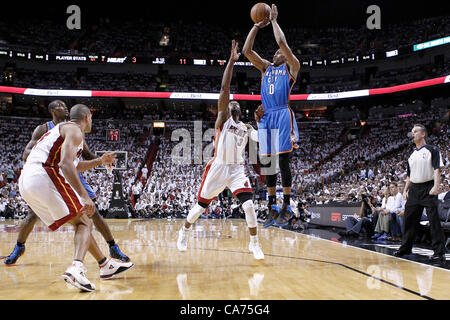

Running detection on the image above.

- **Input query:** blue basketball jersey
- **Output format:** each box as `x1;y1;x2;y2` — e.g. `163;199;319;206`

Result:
46;121;55;131
261;63;295;112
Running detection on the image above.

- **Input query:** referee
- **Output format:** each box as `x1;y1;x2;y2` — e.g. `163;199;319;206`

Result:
394;124;446;265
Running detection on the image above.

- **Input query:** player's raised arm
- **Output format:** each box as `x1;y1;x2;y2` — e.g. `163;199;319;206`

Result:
242;19;272;75
270;4;300;79
215;40;241;130
22;124;48;162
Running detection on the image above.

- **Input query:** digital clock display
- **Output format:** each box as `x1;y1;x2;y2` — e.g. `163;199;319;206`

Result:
106;129;120;142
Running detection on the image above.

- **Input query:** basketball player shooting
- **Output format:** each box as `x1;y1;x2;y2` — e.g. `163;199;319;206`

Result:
243;3;300;228
177;40;264;260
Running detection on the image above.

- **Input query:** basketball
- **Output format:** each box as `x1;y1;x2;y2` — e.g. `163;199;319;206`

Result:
250;2;271;24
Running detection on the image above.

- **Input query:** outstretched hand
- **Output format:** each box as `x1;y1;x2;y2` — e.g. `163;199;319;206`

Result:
254;104;265;123
230;40;241;62
255;16;271;29
100;151;117;166
270;4;278;21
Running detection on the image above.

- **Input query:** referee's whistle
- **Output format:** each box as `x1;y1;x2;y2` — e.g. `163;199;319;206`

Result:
407;132;413;139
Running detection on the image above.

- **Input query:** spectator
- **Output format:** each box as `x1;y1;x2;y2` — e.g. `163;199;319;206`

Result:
372;182;403;240
339;191;380;238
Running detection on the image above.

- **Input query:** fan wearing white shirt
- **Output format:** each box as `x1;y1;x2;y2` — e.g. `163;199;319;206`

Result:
372;182;403;240
388;181;407;241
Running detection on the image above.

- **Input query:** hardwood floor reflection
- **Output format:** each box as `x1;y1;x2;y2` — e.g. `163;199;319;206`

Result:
1;219;449;300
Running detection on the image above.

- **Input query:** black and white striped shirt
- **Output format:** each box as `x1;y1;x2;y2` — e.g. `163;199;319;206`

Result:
407;144;444;183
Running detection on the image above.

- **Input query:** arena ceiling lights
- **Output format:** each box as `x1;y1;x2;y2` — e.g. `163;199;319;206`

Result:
0;74;448;101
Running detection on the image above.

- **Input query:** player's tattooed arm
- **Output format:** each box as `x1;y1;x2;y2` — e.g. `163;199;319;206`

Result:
242;19;272;75
22;124;48;162
270;4;300;79
216;40;240;130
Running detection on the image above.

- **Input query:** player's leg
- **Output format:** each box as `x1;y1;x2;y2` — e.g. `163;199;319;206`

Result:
91;206;130;262
61;213;96;291
177;162;224;251
229;166;263;259
273;108;298;227
83;229;134;280
259;113;280;227
4;209;38;265
260;156;278;228
274;152;294;227
80;173;130;262
236;192;264;260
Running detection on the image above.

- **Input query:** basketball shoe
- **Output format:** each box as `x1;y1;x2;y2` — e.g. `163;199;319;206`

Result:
62;262;95;292
109;244;130;262
273;207;293;227
177;227;189;251
263;207;279;228
99;258;134;279
4;244;25;266
249;241;264;260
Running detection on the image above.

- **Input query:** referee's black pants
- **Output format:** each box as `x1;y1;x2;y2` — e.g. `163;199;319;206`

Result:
399;181;446;255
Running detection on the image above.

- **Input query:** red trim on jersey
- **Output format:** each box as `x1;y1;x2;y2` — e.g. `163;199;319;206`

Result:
43;166;83;231
233;188;253;196
44;136;64;167
197;159;214;202
197;195;216;205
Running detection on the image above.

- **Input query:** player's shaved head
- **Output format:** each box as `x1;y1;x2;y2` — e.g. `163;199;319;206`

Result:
70;104;91;121
229;101;240;109
48;100;66;113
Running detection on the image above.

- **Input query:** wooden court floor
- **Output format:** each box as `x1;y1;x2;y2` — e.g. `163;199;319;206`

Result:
1;218;449;300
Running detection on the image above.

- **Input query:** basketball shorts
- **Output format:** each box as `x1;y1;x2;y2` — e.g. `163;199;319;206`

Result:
197;160;253;205
79;172;96;200
19;163;84;231
257;106;299;156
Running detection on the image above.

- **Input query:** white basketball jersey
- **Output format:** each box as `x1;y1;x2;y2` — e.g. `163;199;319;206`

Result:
214;117;248;165
26;122;84;168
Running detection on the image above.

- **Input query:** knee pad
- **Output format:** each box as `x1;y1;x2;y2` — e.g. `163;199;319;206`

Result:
242;199;257;229
198;201;209;209
279;152;292;188
265;174;277;188
187;203;206;224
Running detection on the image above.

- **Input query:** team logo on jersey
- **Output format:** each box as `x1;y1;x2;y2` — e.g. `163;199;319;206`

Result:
228;125;246;138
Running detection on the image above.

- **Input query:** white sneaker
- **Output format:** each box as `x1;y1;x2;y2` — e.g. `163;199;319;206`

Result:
249;241;264;260
62;263;96;292
100;258;134;280
177;228;188;251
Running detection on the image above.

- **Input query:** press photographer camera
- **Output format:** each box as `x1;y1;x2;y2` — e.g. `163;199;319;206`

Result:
290;202;311;231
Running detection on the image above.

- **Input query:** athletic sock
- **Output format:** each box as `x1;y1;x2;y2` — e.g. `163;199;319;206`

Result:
250;235;258;243
73;260;84;268
268;195;276;207
107;240;116;247
283;194;290;209
98;257;107;266
17;241;25;247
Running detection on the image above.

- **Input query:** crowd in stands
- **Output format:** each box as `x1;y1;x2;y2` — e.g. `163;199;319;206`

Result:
5;58;450;97
0;96;448;245
1;14;449;62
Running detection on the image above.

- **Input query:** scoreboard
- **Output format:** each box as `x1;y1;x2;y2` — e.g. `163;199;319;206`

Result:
106;129;120;142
